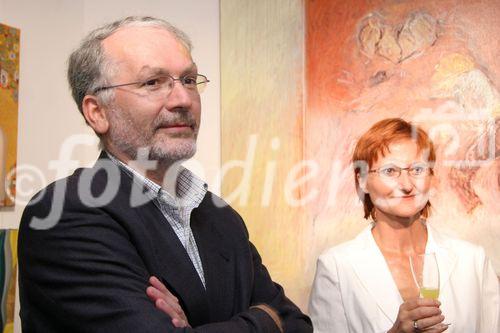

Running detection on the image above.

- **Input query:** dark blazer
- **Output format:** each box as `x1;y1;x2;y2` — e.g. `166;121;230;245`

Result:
18;153;312;332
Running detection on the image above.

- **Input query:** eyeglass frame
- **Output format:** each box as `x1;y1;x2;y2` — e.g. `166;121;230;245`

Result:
92;73;210;95
368;163;432;178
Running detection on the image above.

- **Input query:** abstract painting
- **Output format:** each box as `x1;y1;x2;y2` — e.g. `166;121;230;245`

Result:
0;230;17;333
305;0;499;275
0;22;20;207
221;0;499;309
221;0;308;306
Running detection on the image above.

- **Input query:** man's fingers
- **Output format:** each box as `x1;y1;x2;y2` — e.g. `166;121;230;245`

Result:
149;276;179;303
146;285;172;303
146;286;158;301
149;276;167;292
147;277;190;326
148;287;184;314
156;299;182;320
172;318;190;328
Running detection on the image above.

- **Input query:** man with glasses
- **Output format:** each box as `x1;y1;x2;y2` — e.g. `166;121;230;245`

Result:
18;16;312;333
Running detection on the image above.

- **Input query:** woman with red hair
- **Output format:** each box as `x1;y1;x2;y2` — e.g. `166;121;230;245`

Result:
309;118;498;333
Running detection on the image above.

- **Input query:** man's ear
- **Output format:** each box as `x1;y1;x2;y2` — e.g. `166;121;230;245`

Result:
82;95;110;135
357;173;368;194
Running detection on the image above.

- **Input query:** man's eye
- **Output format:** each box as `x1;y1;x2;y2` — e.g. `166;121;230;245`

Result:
182;76;198;85
143;77;166;88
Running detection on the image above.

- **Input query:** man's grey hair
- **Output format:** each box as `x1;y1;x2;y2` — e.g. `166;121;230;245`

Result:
67;16;193;116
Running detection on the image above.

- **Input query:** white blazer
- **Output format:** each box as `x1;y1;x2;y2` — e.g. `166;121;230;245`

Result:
309;223;499;333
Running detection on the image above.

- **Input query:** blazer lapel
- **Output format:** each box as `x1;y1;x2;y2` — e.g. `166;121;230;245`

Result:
130;187;211;325
425;224;457;297
190;194;235;322
349;226;402;324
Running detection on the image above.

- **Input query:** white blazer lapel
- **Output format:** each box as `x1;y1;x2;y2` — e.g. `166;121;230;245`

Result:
425;224;458;296
349;226;403;324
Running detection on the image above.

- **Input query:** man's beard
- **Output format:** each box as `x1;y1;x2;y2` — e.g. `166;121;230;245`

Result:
105;105;198;164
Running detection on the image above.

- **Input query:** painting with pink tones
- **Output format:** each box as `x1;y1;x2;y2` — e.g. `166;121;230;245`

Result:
221;0;499;308
306;0;500;275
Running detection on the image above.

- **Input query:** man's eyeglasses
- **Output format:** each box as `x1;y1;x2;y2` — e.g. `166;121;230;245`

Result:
368;163;431;179
93;74;210;97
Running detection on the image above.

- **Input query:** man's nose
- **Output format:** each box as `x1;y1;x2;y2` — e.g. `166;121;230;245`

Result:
165;81;193;110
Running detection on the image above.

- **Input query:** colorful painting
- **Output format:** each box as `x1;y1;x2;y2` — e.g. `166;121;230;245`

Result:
0;230;17;333
221;0;499;310
0;23;20;207
305;0;499;276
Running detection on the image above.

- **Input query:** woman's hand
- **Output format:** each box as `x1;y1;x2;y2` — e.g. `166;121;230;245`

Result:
388;298;449;333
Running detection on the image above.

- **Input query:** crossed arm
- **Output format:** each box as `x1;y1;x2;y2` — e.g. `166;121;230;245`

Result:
147;276;284;332
18;196;310;332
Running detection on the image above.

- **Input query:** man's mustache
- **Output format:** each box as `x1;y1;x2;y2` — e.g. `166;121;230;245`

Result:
154;111;197;129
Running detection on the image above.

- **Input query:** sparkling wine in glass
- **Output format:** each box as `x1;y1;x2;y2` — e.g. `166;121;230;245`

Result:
409;253;440;299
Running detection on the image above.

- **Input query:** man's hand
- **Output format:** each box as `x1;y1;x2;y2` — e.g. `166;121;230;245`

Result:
146;276;190;328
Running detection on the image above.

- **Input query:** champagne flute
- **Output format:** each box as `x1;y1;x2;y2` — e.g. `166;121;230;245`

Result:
409;253;440;299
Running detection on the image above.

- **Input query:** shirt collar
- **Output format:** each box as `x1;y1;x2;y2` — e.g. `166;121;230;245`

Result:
105;151;207;208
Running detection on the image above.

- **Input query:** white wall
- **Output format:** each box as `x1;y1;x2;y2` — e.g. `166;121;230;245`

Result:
0;1;220;331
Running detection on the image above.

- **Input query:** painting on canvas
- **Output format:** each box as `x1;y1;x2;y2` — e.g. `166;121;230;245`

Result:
0;22;20;207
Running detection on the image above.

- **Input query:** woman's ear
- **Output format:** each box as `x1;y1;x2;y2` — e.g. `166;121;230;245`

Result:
82;95;110;135
357;173;368;194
